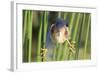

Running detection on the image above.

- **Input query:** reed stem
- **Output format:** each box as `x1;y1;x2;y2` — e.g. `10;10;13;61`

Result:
28;11;33;62
42;11;48;61
37;12;43;62
83;15;91;59
69;13;76;34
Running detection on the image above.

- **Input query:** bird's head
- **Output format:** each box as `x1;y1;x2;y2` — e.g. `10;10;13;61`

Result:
50;18;70;43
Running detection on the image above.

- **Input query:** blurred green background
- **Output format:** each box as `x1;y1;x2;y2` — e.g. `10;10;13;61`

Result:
22;10;91;62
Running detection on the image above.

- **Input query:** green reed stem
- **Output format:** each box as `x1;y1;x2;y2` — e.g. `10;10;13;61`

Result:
72;13;81;41
69;13;76;33
42;11;48;61
28;11;33;62
83;15;91;59
58;12;62;18
74;14;83;59
63;13;68;20
36;12;43;62
43;11;48;48
23;10;28;45
56;43;62;61
72;13;81;60
52;47;57;61
23;10;28;62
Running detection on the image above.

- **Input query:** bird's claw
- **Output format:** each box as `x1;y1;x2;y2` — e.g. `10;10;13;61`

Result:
40;48;48;61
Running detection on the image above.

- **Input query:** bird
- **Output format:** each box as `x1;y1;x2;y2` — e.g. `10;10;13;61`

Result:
49;18;75;53
45;18;70;61
50;18;70;44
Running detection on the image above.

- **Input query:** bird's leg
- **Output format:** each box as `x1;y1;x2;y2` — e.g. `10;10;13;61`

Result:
40;48;48;62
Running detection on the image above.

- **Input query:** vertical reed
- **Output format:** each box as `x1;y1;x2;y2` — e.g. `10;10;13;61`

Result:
67;13;76;60
58;12;62;18
56;43;62;61
23;10;28;45
71;13;81;59
42;11;48;61
69;13;76;34
72;13;81;41
23;10;28;62
43;11;48;48
75;14;83;59
83;14;91;59
36;12;43;62
23;10;33;62
27;10;33;62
